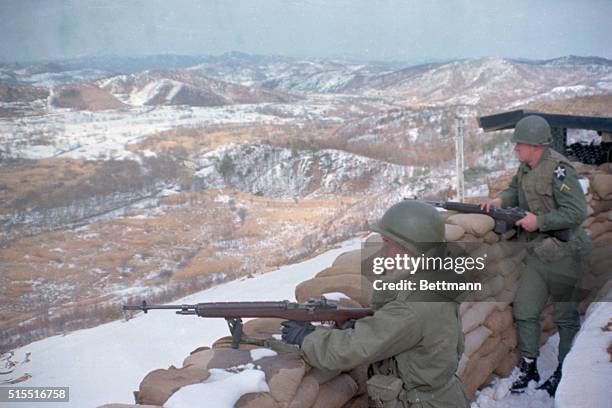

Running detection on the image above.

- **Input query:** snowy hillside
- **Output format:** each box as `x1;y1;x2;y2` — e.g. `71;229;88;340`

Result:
188;54;393;93
360;57;612;108
192;143;419;198
97;70;295;107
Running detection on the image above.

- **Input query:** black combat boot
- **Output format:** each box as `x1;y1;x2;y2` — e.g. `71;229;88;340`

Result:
510;357;540;394
537;364;562;397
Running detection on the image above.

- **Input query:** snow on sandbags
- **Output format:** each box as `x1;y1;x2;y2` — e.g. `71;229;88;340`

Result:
181;347;312;407
173;338;365;408
136;365;211;406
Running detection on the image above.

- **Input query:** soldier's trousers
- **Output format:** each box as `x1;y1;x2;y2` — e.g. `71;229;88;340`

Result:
513;253;581;364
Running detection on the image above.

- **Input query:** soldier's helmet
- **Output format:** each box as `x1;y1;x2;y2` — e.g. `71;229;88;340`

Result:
512;115;552;146
373;200;445;254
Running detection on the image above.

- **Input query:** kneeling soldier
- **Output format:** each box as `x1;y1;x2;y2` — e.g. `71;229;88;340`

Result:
282;200;469;408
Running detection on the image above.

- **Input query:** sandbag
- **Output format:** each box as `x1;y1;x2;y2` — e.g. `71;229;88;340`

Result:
206;348;253;370
463;326;492;358
587;221;610;240
591;174;612;200
295;275;371;307
483;231;500;244
211;336;261;350
459;233;484;243
182;349;215;369
594;231;612;244
316;265;361;278
489;257;519;278
461;341;508;400
308;367;342;384
313;374;358;408
347;365;368;396
457;354;469;377
494;350;520;377
459;302;471;316
594;211;610;222
332;250;362;268
341;395;368;408
235;392;279;408
258;353;307;405
478;275;505;300
243;318;284;340
462;302;498;333
477;335;502;358
288;375;320;408
137;365;210;406
483;309;513;334
445;224;465;241
494;299;512;310
591;199;612;214
447;214;495;237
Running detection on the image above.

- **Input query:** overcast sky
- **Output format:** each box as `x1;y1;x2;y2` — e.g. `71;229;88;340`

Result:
1;0;611;63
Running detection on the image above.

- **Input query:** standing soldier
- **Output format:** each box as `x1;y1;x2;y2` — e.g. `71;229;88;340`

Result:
481;115;591;396
282;200;470;408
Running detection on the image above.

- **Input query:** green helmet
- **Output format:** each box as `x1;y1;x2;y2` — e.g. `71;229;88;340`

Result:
373;200;445;253
512;115;552;146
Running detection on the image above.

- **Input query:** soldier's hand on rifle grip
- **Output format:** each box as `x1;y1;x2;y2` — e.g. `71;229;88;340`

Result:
516;211;539;232
281;321;315;346
480;197;502;212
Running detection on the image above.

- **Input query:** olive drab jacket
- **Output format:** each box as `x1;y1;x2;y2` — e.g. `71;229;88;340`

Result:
497;147;591;255
300;289;469;407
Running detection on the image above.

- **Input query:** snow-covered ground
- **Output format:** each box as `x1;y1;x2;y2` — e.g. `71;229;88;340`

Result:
0;104;290;161
556;301;612;408
473;335;559;408
0;238;362;408
0;94;357;161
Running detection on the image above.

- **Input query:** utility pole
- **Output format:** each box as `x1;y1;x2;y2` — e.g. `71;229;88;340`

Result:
455;117;465;202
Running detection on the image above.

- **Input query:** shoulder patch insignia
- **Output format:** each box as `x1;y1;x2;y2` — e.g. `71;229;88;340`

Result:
553;165;566;180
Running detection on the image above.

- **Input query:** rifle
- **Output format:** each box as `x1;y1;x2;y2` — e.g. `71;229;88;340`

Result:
423;200;572;242
123;297;374;349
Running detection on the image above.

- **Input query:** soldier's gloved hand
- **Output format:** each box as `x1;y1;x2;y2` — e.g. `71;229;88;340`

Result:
281;321;315;346
339;319;356;330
